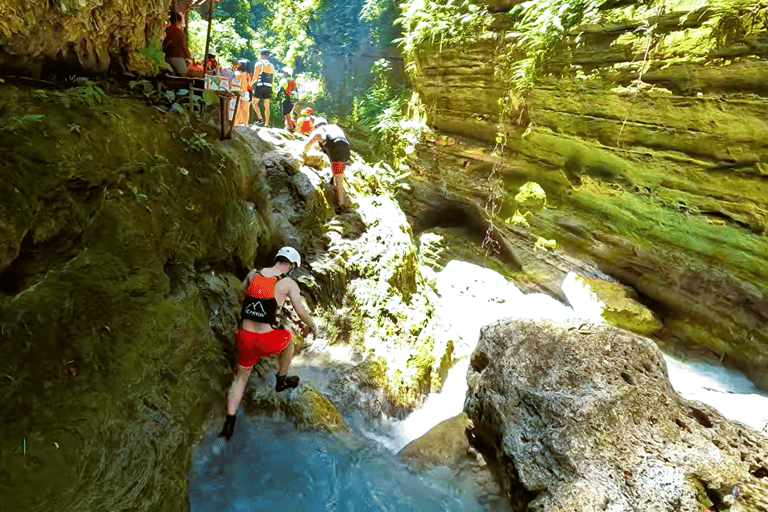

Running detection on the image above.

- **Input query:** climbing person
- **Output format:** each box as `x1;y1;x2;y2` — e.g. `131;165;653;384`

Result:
302;117;352;214
251;49;275;127
277;66;298;132
162;11;191;76
295;107;315;136
218;247;318;441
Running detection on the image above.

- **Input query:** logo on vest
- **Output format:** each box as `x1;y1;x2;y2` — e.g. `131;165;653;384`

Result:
245;301;267;318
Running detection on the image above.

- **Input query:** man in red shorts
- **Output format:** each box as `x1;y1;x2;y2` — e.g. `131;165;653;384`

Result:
302;117;351;214
219;246;317;441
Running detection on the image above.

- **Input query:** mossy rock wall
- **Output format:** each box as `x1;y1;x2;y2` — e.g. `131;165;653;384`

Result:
402;0;768;387
0;84;272;511
0;0;171;75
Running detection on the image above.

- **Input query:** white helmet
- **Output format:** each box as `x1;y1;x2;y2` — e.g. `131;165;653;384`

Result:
313;117;328;127
275;246;301;268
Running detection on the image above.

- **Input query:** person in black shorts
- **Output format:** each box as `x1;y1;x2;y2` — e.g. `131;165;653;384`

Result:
251;50;275;127
278;66;298;131
302;117;351;214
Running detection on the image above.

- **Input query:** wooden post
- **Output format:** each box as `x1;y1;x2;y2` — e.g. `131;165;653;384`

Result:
203;0;214;75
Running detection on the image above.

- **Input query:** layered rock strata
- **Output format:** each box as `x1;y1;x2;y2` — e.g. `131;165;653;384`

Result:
402;0;768;387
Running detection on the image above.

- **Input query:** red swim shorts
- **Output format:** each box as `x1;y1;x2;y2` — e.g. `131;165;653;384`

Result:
234;328;292;369
331;161;344;176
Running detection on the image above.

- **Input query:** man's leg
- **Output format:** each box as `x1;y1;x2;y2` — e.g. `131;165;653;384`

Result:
263;98;270;127
331;161;346;211
220;364;252;441
277;341;294;377
334;174;345;209
227;365;253;415
252;99;263;122
275;341;300;391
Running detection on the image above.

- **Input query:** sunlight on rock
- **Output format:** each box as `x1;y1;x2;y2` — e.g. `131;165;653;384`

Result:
561;271;610;324
562;272;663;334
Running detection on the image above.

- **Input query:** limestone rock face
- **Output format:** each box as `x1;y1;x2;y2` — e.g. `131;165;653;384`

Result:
398;412;475;468
0;0;173;75
252;128;448;413
0;84;272;511
465;319;768;512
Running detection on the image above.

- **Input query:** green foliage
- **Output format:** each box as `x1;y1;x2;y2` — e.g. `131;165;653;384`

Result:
188;11;248;64
395;0;491;61
360;0;394;21
70;78;106;106
350;59;426;169
181;132;215;153
501;0;602;92
263;0;321;64
189;0;319;66
138;40;171;73
1;113;44;133
127;80;202;114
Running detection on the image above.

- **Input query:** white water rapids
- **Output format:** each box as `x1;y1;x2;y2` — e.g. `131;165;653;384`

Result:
387;260;768;446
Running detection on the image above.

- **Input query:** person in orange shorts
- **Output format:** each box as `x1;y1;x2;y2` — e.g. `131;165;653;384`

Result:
219;246;317;441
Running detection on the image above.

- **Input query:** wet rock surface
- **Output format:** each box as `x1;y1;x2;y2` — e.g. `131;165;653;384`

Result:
465;318;768;511
398;412;475;468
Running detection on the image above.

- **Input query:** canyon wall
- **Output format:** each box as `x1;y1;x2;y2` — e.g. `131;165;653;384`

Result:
402;0;768;387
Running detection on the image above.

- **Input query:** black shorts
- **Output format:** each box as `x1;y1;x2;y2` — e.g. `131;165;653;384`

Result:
281;97;294;116
253;85;272;99
323;138;350;163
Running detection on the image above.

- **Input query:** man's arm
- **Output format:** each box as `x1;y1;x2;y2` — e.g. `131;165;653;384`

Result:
286;280;317;333
241;269;257;293
302;131;322;155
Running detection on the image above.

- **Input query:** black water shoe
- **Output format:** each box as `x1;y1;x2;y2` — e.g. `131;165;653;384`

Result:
218;414;236;441
275;373;300;392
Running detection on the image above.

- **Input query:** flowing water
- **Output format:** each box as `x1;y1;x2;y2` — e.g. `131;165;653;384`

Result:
188;261;768;510
189;409;507;512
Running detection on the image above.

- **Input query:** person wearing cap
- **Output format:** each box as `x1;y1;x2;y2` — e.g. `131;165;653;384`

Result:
295;107;315;136
295;107;315;135
302;118;351;214
251;49;275;127
218;246;318;441
277;66;298;131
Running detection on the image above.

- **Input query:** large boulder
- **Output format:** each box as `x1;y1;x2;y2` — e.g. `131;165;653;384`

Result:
465;319;768;511
243;381;348;433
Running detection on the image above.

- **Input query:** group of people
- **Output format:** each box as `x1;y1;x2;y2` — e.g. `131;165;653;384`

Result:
225;57;352;215
229;51;276;127
162;14;351;440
